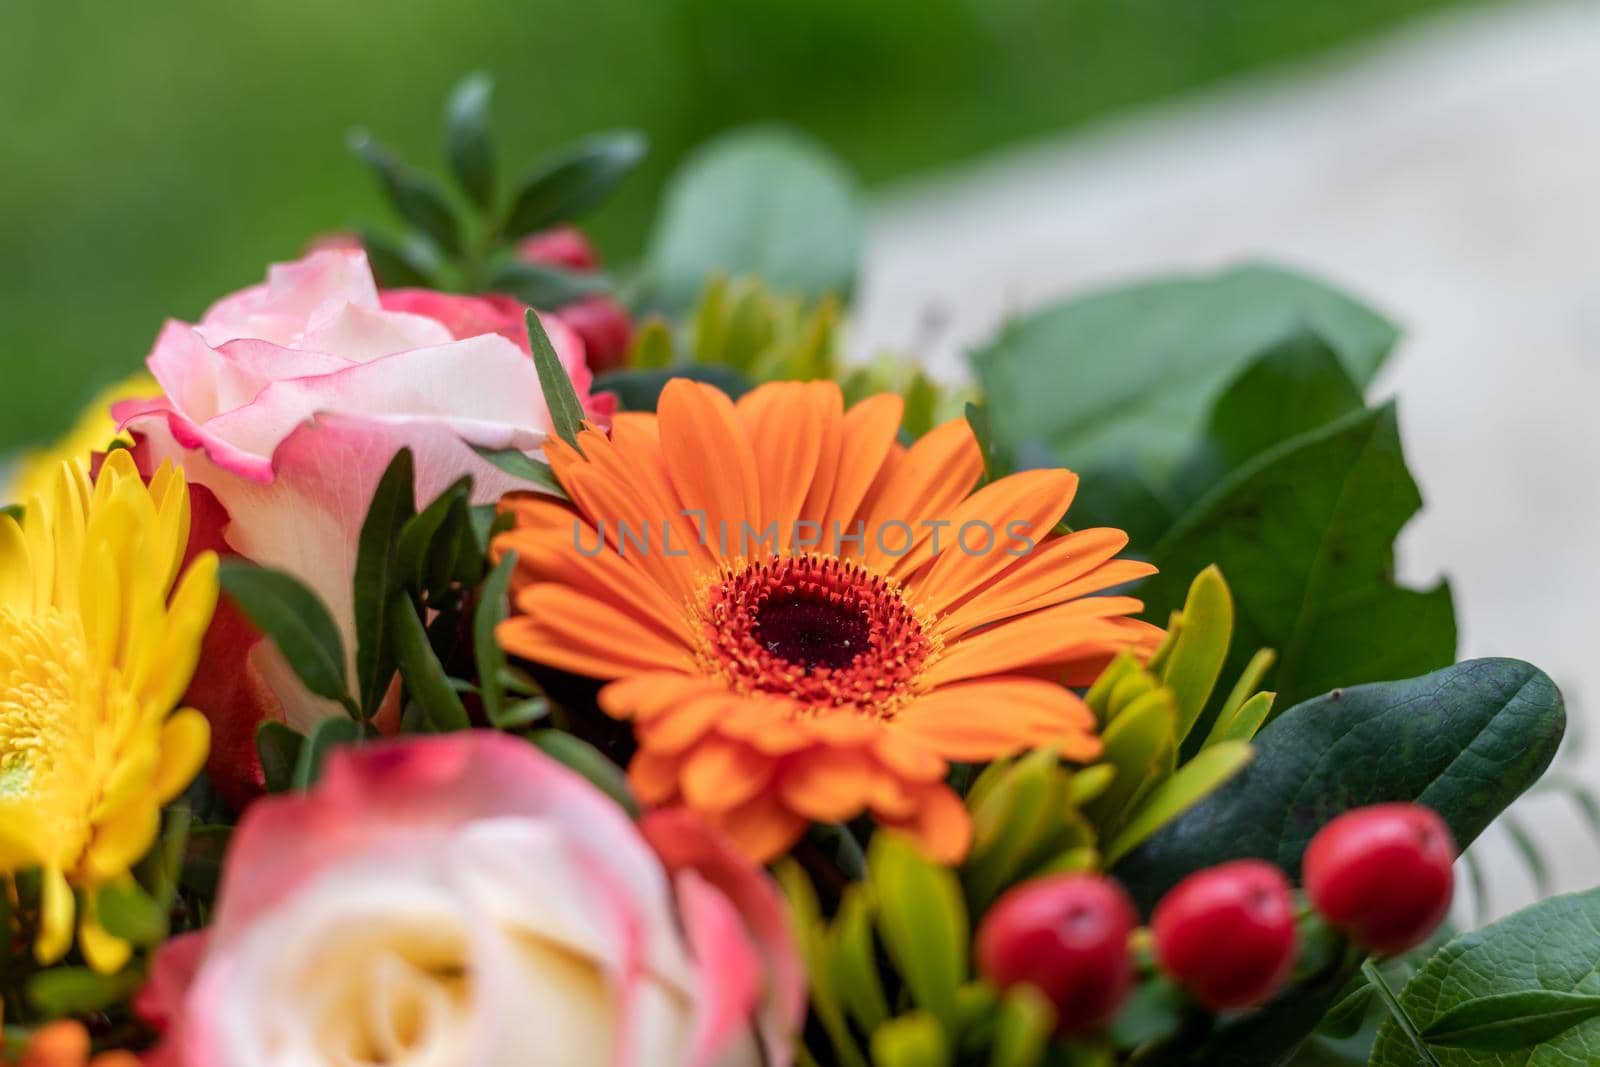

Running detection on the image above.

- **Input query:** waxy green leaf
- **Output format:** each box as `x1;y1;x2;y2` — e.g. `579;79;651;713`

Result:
219;562;351;710
353;449;416;716
503;131;646;237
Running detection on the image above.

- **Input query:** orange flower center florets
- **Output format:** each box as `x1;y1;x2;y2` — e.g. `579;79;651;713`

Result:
698;554;933;713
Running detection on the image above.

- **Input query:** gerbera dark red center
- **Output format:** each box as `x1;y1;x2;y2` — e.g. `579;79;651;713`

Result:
700;554;931;710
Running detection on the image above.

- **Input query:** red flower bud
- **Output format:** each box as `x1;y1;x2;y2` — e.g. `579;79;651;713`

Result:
1304;803;1456;955
976;874;1138;1034
559;295;634;374
517;225;600;272
1151;860;1297;1011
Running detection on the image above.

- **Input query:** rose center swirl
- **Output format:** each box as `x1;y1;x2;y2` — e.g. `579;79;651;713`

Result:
697;554;933;711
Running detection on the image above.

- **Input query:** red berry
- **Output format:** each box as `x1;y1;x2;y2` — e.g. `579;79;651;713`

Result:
559;295;634;374
976;874;1138;1034
517;225;600;272
1151;860;1298;1011
1304;803;1456;955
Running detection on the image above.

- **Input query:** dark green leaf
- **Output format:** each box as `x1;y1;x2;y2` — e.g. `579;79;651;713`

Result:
1316;975;1376;1040
1146;404;1456;720
292;716;363;790
395;476;476;600
180;825;232;900
503;131;645;237
354;449;416;716
644;126;862;311
390;591;470;732
27;967;141;1017
592;364;753;412
1372;889;1600;1064
219;562;351;707
475;552;517;728
255;721;304;793
1169;327;1365;512
357;226;439;289
444;72;496;211
1110;977;1190;1049
528;309;587;451
349;130;463;256
530;730;638;816
1115;659;1565;914
970;264;1396;482
488;260;610;309
470;445;565;496
94;881;167;946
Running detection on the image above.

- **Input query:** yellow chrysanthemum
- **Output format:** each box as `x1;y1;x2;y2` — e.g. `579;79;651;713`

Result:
0;449;216;972
6;372;157;506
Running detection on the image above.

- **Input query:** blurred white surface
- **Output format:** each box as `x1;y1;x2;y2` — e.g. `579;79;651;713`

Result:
857;0;1600;914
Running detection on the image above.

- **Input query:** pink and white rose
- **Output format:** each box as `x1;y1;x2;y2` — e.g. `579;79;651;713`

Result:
139;732;804;1067
114;250;611;801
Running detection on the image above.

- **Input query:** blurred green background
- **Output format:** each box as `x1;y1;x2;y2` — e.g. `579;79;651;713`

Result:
1;0;1474;451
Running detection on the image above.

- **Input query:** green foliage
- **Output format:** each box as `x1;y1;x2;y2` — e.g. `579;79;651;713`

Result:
293;717;363;789
971;264;1396;481
503;132;647;239
1116;659;1564;913
643;127;863;312
1370;888;1600;1064
353;448;417;716
443;72;496;211
217;562;355;715
349;129;465;257
527;308;588;450
529;731;639;817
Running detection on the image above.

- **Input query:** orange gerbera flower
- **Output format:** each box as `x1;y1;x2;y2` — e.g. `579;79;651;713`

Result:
494;380;1162;862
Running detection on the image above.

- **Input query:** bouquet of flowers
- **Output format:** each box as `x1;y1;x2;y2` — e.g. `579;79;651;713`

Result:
2;76;1587;1067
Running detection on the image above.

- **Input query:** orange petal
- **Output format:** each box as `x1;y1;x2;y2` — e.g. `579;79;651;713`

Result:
599;673;725;722
777;747;880;822
924;596;1148;686
876;784;973;865
860;417;984;576
813;392;903;534
499;585;695;678
658;380;762;557
715;791;810;863
894;677;1101;762
739;381;835;552
911;469;1078;610
629;748;684;805
680;736;773;813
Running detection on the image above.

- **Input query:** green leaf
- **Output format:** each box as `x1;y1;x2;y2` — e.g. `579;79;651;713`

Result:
592;365;753;412
395;476;475;599
1145;404;1456;720
353;449;416;716
645;126;863;312
969;263;1396;481
1103;740;1253;864
503;131;646;237
1370;889;1600;1063
219;562;351;708
1109;976;1189;1049
487;260;610;310
1169;327;1365;511
470;444;565;496
991;985;1056;1067
1114;658;1566;913
1206;689;1276;746
868;832;967;1029
530;730;639;817
349;130;462;256
869;1012;949;1067
390;591;470;732
357;226;440;288
1421;991;1600;1052
444;72;495;211
255;721;304;793
528;309;586;451
27;967;141;1017
292;716;363;790
94;880;168;946
832;889;891;1034
474;552;517;728
1160;565;1234;742
180;824;232;900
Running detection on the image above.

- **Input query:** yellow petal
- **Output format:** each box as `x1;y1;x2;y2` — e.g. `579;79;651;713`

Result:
34;866;75;965
152;708;210;802
83;801;160;882
79;899;133;975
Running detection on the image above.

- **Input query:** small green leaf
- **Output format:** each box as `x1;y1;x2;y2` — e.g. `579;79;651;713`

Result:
444;72;496;211
255;721;304;793
1104;741;1253;863
1422;991;1600;1051
349;130;462;256
27;967;142;1017
180;825;232;900
354;449;416;716
777;862;869;1067
1207;690;1276;746
530;730;639;817
869;1012;949;1067
1160;565;1234;742
390;591;470;732
470;444;565;496
292;716;363;790
94;881;167;946
503;131;646;237
474;552;517;728
219;562;351;708
991;985;1055;1067
869;832;967;1029
488;261;610;309
396;476;474;598
528;309;586;451
1084;688;1177;834
1109;976;1189;1049
832;889;890;1034
1211;648;1277;733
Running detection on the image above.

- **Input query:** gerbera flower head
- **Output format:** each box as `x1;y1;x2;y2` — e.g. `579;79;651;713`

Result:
0;450;216;971
495;380;1162;863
